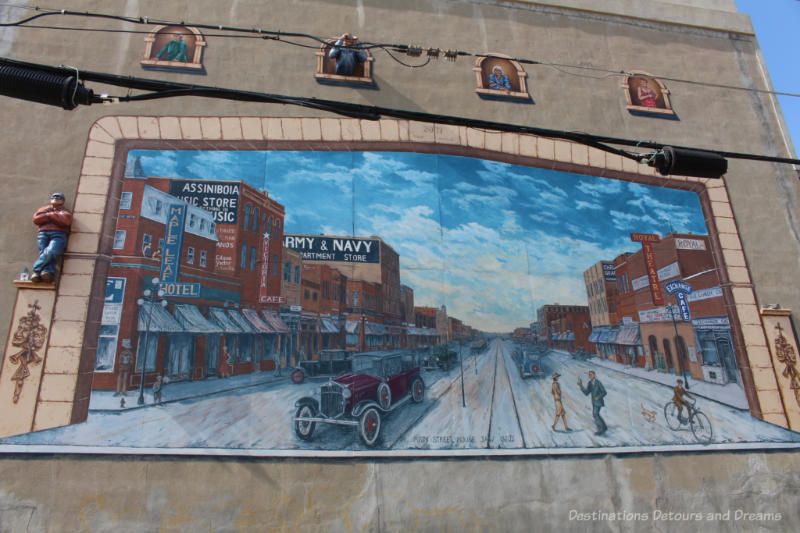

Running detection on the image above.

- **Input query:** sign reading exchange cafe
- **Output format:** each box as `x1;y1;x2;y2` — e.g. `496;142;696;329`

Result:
284;234;380;263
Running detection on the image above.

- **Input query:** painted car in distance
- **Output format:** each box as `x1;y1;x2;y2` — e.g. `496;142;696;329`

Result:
290;349;353;384
513;347;545;378
293;351;425;446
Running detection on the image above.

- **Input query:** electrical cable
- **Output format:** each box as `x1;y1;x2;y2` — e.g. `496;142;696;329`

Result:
1;56;796;169
0;5;797;97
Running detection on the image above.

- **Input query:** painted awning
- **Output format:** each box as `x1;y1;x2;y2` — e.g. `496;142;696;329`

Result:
386;325;404;335
615;325;642;345
241;308;275;333
566;331;575;341
137;302;182;333
226;310;258;333
366;322;387;335
320;318;339;333
173;304;222;334
604;327;621;344
588;326;608;343
208;308;244;333
262;311;290;333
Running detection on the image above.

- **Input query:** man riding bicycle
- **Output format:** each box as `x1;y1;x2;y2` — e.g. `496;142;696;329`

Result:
672;378;695;424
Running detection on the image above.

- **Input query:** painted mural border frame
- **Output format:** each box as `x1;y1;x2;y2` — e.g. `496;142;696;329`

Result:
4;115;792;456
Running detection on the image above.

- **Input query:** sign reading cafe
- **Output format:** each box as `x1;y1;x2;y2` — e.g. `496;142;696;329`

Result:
284;235;380;263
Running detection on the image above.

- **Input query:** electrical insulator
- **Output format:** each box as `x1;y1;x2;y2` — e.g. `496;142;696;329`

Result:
426;48;440;59
649;146;727;179
443;50;458;61
0;65;96;110
406;46;423;57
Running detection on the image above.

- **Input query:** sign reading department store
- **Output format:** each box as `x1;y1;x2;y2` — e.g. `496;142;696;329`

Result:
1;135;798;457
284;234;380;263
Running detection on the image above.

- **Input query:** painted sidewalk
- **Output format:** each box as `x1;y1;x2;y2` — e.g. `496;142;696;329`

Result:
89;370;291;412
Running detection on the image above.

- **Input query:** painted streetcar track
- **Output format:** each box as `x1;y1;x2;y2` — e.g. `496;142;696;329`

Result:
386;347;484;449
497;343;528;449
485;341;500;449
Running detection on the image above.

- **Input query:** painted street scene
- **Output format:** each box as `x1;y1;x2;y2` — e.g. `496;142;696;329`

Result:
3;339;798;451
2;149;799;454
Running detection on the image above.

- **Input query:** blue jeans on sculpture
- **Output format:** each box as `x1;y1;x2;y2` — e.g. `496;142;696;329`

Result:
33;231;67;275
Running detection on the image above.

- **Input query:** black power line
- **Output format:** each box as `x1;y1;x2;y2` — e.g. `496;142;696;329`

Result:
0;5;797;98
0;57;798;177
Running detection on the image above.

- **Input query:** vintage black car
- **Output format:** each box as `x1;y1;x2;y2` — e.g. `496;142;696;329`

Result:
422;346;458;371
294;351;425;446
290;349;353;384
513;348;544;378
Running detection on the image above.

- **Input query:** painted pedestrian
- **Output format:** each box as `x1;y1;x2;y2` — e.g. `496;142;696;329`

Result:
115;339;133;396
551;372;570;431
152;375;163;405
578;370;607;435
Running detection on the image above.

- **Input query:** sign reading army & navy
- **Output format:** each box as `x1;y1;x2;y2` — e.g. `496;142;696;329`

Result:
284;234;380;263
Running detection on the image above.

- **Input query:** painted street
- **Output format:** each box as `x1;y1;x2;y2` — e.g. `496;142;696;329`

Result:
2;339;798;452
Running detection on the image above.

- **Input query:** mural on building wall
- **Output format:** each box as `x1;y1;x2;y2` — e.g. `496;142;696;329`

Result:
623;71;675;116
473;54;530;101
2;147;799;456
140;25;207;73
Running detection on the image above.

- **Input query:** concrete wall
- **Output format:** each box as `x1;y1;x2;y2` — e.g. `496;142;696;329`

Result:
1;1;798;530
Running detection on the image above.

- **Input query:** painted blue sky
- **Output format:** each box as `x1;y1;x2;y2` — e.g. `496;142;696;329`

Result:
735;0;799;151
129;150;707;332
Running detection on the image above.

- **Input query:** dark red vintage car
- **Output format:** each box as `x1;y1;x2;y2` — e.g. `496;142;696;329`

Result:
293;351;425;446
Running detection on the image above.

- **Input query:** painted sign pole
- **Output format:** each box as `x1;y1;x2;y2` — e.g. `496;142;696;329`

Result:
631;233;663;305
161;204;187;283
259;232;270;303
665;281;695;389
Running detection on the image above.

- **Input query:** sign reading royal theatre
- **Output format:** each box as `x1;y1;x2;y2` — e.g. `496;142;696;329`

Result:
284;234;380;263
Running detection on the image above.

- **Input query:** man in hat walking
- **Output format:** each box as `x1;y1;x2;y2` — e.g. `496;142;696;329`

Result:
31;192;72;283
551;372;570;431
115;339;134;396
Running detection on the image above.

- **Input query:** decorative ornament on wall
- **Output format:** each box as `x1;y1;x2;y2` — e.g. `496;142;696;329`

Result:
473;54;530;101
773;323;800;407
315;34;375;86
622;71;675;117
140;25;207;73
9;301;47;404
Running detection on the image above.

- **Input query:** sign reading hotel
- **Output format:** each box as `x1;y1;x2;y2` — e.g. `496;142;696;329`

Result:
161;204;187;282
631;233;663;305
283;235;380;263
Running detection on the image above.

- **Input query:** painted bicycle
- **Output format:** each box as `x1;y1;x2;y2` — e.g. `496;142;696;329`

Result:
664;399;713;444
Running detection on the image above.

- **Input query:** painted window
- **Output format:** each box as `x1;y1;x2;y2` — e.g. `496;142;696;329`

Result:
187;247;195;265
120;191;133;210
241;244;247;268
113;230;126;250
200;250;207;267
